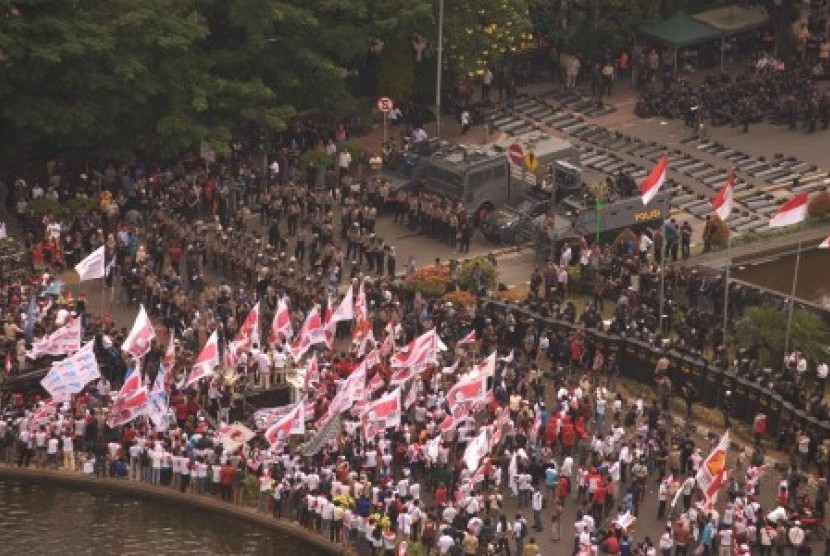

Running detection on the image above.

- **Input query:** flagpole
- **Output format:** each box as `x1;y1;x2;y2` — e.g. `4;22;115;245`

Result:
784;240;803;355
722;232;731;343
658;233;666;337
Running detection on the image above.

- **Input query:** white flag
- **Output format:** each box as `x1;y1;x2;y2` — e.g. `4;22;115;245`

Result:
463;428;490;471
74;245;106;281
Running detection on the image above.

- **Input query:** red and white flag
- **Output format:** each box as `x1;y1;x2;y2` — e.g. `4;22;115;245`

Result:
264;399;305;446
108;368;149;427
473;352;497;378
330;284;354;323
216;422;255;452
442;360;460;375
234;302;260;351
438;414;456;432
711;169;735;221
819;235;829;249
390;329;446;369
696;431;730;503
323;296;335;350
268;297;293;346
186;330;219;386
769;192;808;228
27;317;82;359
157;330;176;391
368;371;386;392
404;382;420;409
121;305;156;360
639;154;668;205
290;307;323;360
361;387;401;439
447;374;487;412
303;353;320;390
457;330;476;345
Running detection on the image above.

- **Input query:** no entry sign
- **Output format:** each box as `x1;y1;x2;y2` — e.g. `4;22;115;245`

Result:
508;143;523;166
376;97;394;113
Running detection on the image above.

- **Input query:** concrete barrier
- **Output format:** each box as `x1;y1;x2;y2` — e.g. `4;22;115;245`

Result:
0;466;349;555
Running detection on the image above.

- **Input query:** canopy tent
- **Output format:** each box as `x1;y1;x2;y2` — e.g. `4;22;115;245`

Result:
692;5;769;35
639;11;722;49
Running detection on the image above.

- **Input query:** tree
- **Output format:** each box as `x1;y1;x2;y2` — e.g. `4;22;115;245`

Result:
442;0;534;77
735;305;830;367
377;38;416;103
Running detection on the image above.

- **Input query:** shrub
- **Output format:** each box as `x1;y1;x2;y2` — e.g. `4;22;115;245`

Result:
808;189;830;219
442;289;476;309
403;266;452;297
458;258;499;292
298;149;333;171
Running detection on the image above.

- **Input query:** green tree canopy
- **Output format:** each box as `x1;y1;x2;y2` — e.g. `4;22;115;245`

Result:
735;304;830;367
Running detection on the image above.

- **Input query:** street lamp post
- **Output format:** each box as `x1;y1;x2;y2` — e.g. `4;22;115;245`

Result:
435;0;444;138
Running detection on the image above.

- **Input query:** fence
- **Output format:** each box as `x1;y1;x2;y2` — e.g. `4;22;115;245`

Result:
482;299;830;446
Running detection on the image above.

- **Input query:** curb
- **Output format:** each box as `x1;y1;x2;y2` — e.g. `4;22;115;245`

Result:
0;466;349;555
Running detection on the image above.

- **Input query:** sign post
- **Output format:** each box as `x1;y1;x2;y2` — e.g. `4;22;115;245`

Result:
377;97;394;147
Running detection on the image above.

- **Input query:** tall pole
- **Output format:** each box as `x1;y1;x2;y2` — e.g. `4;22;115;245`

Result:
722;233;731;342
435;0;444;138
658;231;667;337
784;240;803;355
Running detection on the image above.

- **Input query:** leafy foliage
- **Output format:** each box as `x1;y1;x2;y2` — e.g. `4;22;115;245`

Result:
443;0;534;76
735;305;830;367
403;266;452;297
458;258;499;292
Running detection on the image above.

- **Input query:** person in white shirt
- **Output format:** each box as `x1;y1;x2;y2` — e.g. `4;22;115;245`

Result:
817;361;828;390
437;530;455;554
639;231;653;262
46;434;60;468
62;433;75;472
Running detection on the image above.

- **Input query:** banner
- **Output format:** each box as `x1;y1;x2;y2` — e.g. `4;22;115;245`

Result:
696;431;730;502
146;381;171;431
39;340;101;399
27;318;82;359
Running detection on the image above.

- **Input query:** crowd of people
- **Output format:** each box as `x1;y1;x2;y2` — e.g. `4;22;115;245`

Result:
0;111;828;556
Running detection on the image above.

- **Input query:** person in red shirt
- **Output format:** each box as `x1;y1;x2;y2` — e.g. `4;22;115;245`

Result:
220;463;235;502
557;476;569;500
434;482;448;511
560;421;575;457
591;479;608;524
166;243;183;273
602;532;620;554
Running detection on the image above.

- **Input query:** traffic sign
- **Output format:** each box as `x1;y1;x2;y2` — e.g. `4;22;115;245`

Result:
508;143;523;166
524;151;539;172
376;97;394;113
